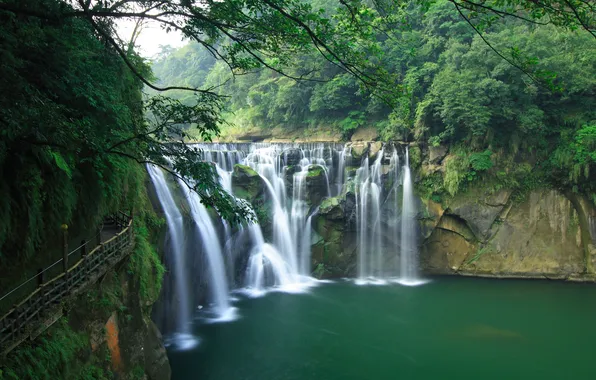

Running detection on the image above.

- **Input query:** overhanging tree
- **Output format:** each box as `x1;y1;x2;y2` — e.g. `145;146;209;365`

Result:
0;0;593;224
0;0;401;224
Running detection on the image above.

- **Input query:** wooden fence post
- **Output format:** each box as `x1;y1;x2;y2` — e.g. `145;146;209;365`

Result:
80;239;87;258
96;225;102;247
37;267;46;311
37;268;44;287
61;224;68;274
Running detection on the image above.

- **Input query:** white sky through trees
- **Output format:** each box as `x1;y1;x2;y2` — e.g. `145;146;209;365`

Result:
116;19;185;58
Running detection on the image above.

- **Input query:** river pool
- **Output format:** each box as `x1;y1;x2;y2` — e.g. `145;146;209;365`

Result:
167;277;596;380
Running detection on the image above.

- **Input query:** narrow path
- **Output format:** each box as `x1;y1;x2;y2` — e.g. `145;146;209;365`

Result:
0;214;134;355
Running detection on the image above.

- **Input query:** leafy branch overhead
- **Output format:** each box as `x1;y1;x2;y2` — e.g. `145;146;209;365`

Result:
0;0;404;224
1;0;594;227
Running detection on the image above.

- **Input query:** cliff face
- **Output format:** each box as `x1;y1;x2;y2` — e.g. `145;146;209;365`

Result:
415;142;596;280
1;247;171;380
419;188;596;279
2;173;171;379
295;140;596;281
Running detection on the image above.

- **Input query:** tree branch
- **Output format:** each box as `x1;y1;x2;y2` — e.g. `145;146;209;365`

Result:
563;0;596;39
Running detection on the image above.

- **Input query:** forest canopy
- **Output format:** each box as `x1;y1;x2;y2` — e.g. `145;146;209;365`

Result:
151;0;596;201
0;0;594;262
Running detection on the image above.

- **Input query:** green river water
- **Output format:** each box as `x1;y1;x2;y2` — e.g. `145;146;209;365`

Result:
167;277;596;379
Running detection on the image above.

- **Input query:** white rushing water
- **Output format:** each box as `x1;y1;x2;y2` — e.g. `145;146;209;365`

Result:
241;144;339;289
180;180;237;322
397;147;425;286
147;142;427;341
147;165;197;349
355;149;387;284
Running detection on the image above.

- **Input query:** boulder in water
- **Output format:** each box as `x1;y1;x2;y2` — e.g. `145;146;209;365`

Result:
429;145;448;164
280;148;302;166
319;196;344;221
232;164;265;203
312;193;357;278
305;164;328;205
350;142;369;161
369;142;383;161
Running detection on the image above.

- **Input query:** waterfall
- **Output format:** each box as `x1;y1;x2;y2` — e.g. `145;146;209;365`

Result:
150;142;426;331
390;149;401;273
398;147;422;285
241;143;341;286
355;150;386;284
336;145;351;194
146;165;196;348
180;181;237;322
244;223;294;296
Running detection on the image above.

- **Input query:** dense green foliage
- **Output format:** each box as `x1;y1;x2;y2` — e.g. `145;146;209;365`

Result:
2;0;592;262
0;0;593;375
153;0;595;201
0;318;110;379
0;0;148;262
0;164;167;379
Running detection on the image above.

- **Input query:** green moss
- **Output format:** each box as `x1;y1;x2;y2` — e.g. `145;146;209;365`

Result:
415;171;446;203
1;166;167;380
232;164;264;203
234;164;259;177
253;200;272;229
128;224;165;305
444;154;470;196
313;263;326;279
1;318;97;380
409;145;422;169
320;197;340;212
307;165;324;177
130;366;146;380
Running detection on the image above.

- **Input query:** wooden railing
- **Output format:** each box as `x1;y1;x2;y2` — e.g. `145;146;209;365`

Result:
0;213;134;355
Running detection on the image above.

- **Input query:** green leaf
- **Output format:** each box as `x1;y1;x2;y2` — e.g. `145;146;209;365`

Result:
50;151;72;179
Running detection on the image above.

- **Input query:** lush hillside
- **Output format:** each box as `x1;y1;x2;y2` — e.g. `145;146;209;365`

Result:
151;0;596;202
0;0;152;265
0;1;166;378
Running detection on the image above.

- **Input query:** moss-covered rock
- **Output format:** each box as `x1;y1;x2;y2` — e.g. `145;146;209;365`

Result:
408;145;422;169
447;188;511;241
350;142;369;161
429;145;448;164
418;198;445;240
280;148;303;166
232;164;265;203
350;127;379;142
420;188;595;279
310;191;358;278
369;141;383;161
319;197;344;221
307;164;324;178
305;165;328;206
345;166;359;179
311;212;356;278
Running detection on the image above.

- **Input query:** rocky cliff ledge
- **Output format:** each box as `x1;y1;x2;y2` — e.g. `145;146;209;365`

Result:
420;188;596;280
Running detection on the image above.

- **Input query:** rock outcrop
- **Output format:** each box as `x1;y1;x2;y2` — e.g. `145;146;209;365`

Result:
232;164;265;203
420;188;595;280
311;196;357;278
305;165;328;206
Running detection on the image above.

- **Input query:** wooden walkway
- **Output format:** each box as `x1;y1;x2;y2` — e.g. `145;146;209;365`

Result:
0;213;134;356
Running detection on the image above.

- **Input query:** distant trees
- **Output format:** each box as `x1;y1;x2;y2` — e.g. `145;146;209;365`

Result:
151;0;595;200
0;0;594;259
0;0;400;228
